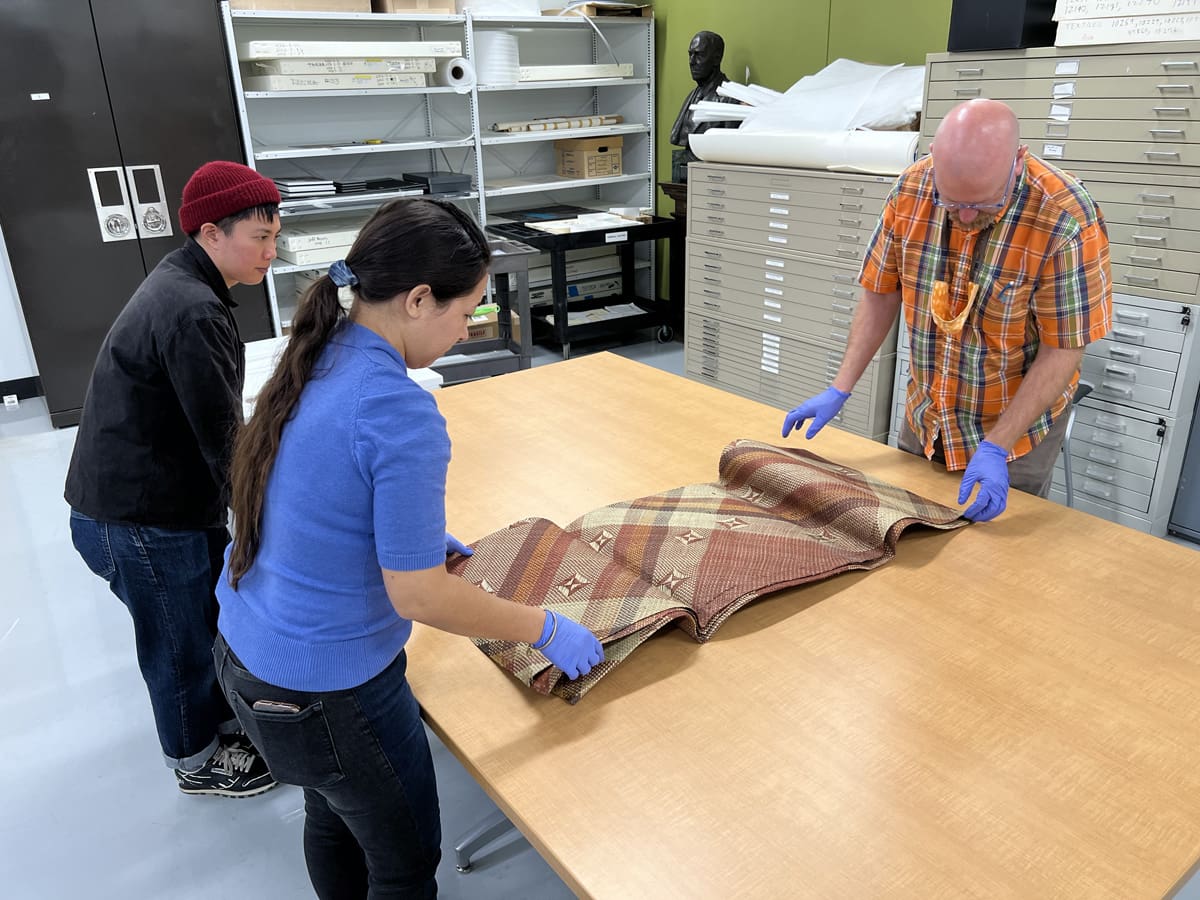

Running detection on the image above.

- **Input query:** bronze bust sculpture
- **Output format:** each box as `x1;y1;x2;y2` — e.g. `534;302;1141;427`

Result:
669;31;740;182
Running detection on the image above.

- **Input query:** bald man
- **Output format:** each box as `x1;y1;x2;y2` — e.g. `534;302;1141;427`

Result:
782;99;1112;521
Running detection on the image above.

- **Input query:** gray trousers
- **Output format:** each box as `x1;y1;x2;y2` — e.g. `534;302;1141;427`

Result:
897;411;1070;499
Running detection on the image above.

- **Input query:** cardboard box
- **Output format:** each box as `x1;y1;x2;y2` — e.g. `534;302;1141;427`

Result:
372;0;456;12
464;308;521;342
555;136;624;179
232;0;371;12
544;3;652;16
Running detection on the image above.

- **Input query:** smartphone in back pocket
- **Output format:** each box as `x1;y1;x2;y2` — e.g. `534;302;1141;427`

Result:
252;699;302;714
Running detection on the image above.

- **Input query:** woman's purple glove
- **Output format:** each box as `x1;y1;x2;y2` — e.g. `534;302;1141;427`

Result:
958;441;1010;522
531;610;604;680
781;387;851;439
445;533;473;557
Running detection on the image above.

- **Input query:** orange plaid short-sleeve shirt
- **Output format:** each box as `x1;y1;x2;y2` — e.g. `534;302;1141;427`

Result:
860;154;1112;471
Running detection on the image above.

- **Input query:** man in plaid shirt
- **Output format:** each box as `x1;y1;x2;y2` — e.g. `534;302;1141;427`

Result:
783;98;1112;522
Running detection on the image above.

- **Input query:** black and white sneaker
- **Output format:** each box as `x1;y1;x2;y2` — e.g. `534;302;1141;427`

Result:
176;737;277;798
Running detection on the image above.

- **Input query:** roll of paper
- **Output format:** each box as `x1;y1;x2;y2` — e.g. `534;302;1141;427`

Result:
435;57;476;93
688;128;919;176
474;31;520;86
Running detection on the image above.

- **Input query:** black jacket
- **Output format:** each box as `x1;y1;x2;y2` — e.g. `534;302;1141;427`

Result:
65;239;245;529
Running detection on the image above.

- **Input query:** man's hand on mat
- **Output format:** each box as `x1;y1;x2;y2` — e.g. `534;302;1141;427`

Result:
958;441;1009;522
781;387;851;440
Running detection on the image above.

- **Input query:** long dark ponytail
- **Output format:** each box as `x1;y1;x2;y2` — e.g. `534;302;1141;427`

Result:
226;197;491;588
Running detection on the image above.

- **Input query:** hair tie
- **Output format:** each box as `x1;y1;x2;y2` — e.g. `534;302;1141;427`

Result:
329;259;358;288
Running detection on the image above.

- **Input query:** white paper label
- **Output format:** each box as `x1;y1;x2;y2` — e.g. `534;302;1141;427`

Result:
1049;103;1073;122
769;192;790;200
768;235;788;244
761;362;780;374
605;230;627;243
769;221;788;230
1052;81;1076;98
765;258;785;268
1055;60;1079;75
765;272;784;282
769;207;789;215
30;92;50;101
1043;143;1065;158
763;313;782;323
764;287;784;296
763;299;782;310
761;333;781;345
761;347;780;359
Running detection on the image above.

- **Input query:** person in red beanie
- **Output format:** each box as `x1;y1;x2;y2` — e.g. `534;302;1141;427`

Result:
64;160;282;797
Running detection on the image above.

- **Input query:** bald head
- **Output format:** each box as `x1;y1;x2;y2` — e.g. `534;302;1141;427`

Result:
932;99;1020;197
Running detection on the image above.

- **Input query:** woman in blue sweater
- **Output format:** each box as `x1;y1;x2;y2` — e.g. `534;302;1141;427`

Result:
213;197;602;899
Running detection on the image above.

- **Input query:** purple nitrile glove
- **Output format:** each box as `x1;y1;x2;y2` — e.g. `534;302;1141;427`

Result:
957;441;1010;522
531;610;604;680
781;387;852;439
445;532;473;557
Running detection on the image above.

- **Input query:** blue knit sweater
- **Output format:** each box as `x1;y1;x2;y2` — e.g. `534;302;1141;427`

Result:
218;322;449;691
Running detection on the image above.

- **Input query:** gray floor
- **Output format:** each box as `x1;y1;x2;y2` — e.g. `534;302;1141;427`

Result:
0;335;681;900
5;333;1200;899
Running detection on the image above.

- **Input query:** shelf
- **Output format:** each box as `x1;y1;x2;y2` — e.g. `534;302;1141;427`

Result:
245;86;464;99
471;14;651;27
480;123;648;146
527;259;650;291
484;172;650;198
255;135;474;160
231;9;464;24
279;189;478;217
477;78;649;92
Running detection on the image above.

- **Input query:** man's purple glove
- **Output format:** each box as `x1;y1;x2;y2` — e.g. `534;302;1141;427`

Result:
781;387;852;439
531;610;604;680
957;441;1010;522
445;532;473;557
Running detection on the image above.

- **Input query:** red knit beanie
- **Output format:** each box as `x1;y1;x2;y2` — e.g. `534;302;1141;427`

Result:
179;161;281;234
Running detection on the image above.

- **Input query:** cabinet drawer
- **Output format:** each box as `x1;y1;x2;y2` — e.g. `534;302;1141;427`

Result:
689;164;895;201
695;211;873;244
1014;118;1195;143
1073;400;1167;448
1108;240;1200;275
1106;221;1196;250
927;96;1200;122
1110;299;1190;351
1111;262;1198;297
691;194;882;231
1092;199;1200;232
1079;178;1200;209
1066;452;1155;496
928;50;1200;83
688;239;861;281
690;287;858;344
1082;356;1176;410
1088;335;1180;373
1053;468;1152;513
926;74;1200;103
695;222;867;262
1064;437;1159;480
691;266;859;312
689;248;860;290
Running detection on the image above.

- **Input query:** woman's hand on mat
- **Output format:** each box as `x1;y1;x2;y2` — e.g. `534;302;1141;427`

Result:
445;532;473;557
958;441;1009;522
532;610;604;680
782;387;851;439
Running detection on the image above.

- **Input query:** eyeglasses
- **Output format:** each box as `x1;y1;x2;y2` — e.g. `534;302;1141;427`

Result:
932;156;1019;212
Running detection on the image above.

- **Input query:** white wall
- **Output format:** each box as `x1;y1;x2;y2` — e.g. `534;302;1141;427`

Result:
0;223;38;383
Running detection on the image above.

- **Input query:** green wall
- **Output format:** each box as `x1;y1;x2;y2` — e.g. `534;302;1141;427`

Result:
651;0;953;295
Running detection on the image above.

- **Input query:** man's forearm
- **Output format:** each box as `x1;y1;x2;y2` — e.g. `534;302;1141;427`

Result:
831;289;902;394
985;344;1085;451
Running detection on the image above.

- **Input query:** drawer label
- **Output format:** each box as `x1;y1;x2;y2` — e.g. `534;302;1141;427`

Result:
765;258;785;268
769;207;790;215
763;313;783;323
764;299;782;309
605;231;627;243
768;235;788;244
765;287;784;296
1049;102;1072;122
762;333;781;344
769;221;788;230
1043;143;1065;158
1052;81;1076;98
1055;60;1079;76
765;273;784;282
769;192;790;200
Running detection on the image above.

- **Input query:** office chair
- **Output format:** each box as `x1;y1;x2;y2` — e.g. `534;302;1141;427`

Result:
1061;380;1094;508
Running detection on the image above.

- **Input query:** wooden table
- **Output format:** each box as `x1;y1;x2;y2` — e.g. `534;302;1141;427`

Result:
411;353;1200;899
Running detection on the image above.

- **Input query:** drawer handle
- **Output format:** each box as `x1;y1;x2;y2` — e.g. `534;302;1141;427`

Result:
1138;192;1175;201
1080;480;1114;500
1099;381;1134;399
702;250;722;259
835;248;860;258
840;185;865;195
1124;274;1158;285
838;216;862;227
1111;326;1146;344
836;232;860;242
1133;234;1166;244
1091;432;1123;449
832;273;856;284
956;66;984;76
707;187;727;196
832;315;851;328
839;202;863;211
1149;128;1186;137
1107;345;1140;360
1144;150;1181;160
702;263;721;271
1095;414;1127;432
1129;254;1162;264
707;229;726;237
702;276;720;284
705;174;727;182
1087;447;1120;466
1157;83;1196;91
707;215;726;224
1104;363;1136;379
830;330;849;342
1161;60;1199;69
702;301;719;309
1115;309;1150;324
1136;213;1171;223
832;287;856;300
831;300;853;312
1084;465;1116;483
702;289;720;297
1152;106;1189;113
955;86;982;96
705;201;726;210
700;367;717;377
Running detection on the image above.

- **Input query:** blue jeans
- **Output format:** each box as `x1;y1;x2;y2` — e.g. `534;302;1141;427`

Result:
69;509;236;770
213;633;441;899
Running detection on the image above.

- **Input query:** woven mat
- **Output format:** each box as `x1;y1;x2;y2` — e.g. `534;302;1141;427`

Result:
447;440;967;702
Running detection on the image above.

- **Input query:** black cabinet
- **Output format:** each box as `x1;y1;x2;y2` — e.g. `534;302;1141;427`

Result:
0;0;272;427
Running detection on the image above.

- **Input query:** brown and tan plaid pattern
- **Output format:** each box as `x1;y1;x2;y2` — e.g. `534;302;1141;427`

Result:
447;440;967;703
